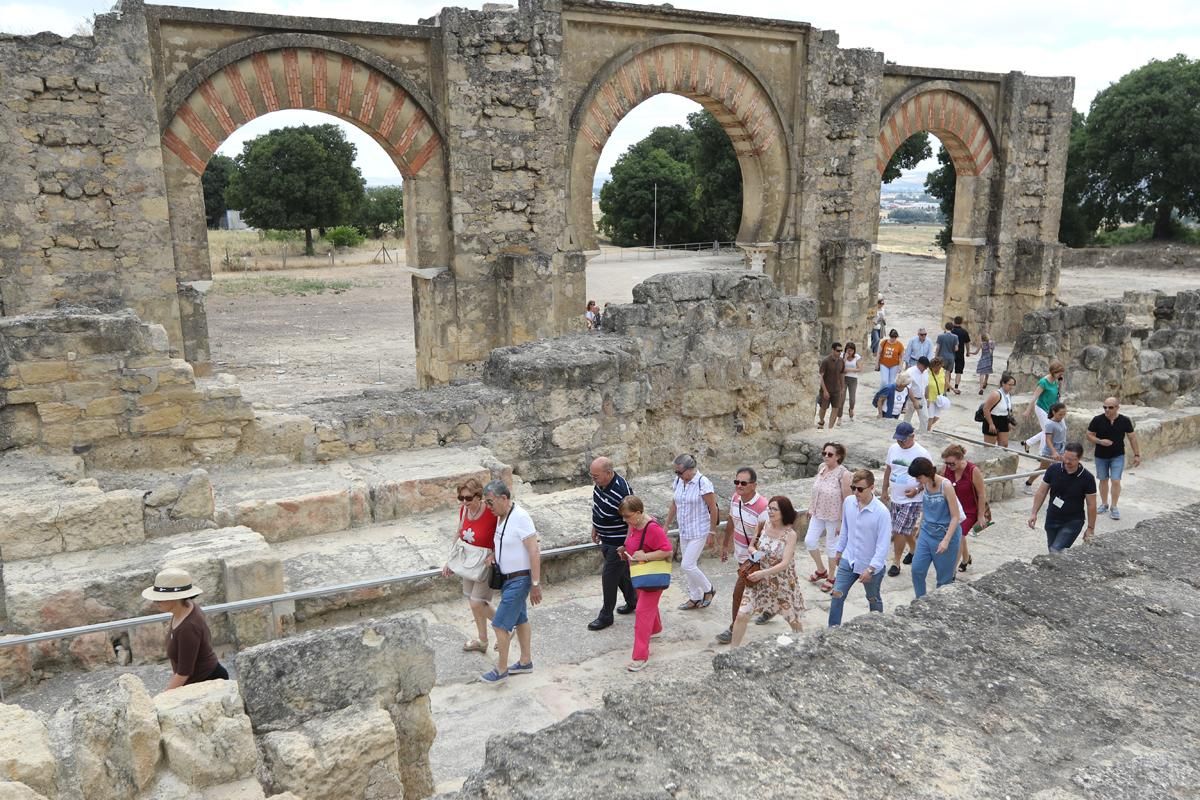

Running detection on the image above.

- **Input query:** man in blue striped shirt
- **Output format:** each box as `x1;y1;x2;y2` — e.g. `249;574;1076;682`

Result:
587;456;636;631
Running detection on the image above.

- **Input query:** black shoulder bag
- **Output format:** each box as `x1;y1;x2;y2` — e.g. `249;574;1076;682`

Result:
488;510;512;590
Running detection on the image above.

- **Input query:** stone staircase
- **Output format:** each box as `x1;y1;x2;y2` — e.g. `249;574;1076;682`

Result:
0;418;1028;692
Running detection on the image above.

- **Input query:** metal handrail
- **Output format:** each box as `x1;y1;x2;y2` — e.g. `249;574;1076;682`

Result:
0;542;601;652
0;467;1043;655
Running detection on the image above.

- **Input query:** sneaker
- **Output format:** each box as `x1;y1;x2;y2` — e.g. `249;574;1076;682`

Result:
1110;507;1121;520
715;627;733;644
1097;503;1109;515
754;611;774;625
480;669;508;684
902;552;914;565
887;565;901;577
508;661;534;675
1023;483;1035;495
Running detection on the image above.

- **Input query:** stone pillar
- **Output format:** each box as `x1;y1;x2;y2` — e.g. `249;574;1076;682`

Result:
797;32;884;346
435;0;581;370
162;157;214;373
986;72;1075;340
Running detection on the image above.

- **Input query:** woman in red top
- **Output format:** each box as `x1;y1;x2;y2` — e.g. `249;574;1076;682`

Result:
941;445;990;573
442;478;499;653
618;495;673;672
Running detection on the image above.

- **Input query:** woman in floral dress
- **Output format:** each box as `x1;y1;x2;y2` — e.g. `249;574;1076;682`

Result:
730;495;806;646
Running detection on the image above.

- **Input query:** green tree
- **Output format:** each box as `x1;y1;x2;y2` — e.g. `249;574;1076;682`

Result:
1057;110;1100;247
225;124;365;255
599;144;696;246
1083;55;1200;239
355;185;405;239
202;154;238;229
924;146;956;250
882;132;931;184
687;109;741;241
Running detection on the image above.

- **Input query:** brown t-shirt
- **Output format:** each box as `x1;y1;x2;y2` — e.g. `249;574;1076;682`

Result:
819;354;845;393
166;605;219;683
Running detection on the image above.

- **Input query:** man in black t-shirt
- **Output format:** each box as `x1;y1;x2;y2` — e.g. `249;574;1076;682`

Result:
1028;442;1097;552
950;315;971;394
1086;397;1141;521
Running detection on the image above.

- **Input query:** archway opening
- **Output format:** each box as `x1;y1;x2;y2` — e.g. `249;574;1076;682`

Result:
584;94;746;314
875;131;954;338
200;110;419;405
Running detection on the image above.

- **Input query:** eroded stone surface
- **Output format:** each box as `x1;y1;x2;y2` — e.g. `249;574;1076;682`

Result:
153;680;257;789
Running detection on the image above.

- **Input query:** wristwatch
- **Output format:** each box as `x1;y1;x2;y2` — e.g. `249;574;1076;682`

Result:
532;581;540;587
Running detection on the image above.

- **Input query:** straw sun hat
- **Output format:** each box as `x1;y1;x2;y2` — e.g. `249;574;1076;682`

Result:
142;568;203;601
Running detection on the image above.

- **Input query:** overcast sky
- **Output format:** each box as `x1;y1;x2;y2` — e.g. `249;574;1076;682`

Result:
6;0;1198;183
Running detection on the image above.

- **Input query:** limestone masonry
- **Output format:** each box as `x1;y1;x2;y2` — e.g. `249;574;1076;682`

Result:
0;0;1074;387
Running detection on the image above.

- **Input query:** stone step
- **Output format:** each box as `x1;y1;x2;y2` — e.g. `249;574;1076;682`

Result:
206;446;511;542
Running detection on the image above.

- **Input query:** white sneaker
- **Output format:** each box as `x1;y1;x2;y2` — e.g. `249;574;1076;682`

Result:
1022;484;1035;495
1097;503;1109;515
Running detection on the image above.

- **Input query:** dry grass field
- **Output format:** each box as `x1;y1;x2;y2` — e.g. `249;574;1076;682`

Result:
874;223;944;257
206;229;405;273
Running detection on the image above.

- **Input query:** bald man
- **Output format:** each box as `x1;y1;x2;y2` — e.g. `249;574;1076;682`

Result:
1086;398;1141;521
587;456;636;630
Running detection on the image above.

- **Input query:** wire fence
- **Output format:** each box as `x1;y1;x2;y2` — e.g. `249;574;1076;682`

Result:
589;241;741;263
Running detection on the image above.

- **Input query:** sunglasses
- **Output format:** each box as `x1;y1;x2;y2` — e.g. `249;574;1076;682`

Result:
733;479;752;486
851;485;871;493
1103;405;1116;410
457;494;477;502
674;469;687;476
822;451;837;457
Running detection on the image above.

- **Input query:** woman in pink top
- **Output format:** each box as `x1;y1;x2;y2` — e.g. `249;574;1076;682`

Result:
618;495;673;672
804;442;852;593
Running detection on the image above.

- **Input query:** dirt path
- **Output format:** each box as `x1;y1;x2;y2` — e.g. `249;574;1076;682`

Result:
204;251;1200;408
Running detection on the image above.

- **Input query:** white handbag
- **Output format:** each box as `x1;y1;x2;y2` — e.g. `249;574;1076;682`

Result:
934;394;952;411
447;538;492;582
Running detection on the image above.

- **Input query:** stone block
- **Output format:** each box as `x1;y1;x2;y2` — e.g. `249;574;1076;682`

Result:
549;416;600;450
130;405;184;434
58;487;145;553
0;782;50;800
174;469;215;519
234;490;352;542
224;550;285;647
236;615;434;733
153;680;258;788
16;361;73;385
0;638;33;692
0;705;57;798
681;389;739;418
258;705;402;800
50;674;160;799
84;395;130;417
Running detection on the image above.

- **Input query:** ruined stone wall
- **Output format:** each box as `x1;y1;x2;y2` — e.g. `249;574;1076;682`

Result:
0;614;435;800
0;309;254;467
1009;289;1200;406
0;10;183;354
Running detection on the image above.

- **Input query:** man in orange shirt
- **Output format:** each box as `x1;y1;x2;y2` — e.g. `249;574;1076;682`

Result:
876;329;904;385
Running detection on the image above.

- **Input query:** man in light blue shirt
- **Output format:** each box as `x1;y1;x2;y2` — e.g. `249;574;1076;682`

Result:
828;468;892;626
905;328;934;367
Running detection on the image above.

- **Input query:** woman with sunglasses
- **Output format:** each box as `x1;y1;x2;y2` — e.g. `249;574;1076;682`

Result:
942;444;990;573
442;477;499;653
730;496;806;646
804;442;852;593
841;343;862;422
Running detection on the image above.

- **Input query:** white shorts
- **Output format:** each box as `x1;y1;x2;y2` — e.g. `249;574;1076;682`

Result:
804;517;839;558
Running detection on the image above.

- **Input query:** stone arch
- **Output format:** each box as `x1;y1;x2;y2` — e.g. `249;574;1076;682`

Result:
875;81;998;178
567;35;792;252
157;35;452;379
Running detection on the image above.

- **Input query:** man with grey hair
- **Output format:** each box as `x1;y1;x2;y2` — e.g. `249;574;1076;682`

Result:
479;480;542;684
664;454;719;610
587;456;635;631
905;328;933;368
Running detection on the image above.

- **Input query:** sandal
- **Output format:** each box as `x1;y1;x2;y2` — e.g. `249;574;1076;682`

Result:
678;599;702;610
699;589;715;608
462;639;488;653
807;569;828;583
819;578;835;593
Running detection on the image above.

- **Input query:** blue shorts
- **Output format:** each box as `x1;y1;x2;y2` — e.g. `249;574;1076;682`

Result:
492;575;531;632
1094;455;1125;481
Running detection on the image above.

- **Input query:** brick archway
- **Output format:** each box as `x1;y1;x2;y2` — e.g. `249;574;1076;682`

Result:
162;46;441;180
876;86;997;178
567;36;791;253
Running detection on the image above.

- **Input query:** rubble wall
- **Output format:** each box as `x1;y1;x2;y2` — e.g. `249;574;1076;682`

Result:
1009;289;1200;406
452;504;1200;799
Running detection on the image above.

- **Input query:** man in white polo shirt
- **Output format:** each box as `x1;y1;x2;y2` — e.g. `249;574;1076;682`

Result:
881;421;930;577
716;466;769;644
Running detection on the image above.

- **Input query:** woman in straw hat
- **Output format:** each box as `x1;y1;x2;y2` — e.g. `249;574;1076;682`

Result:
142;567;228;689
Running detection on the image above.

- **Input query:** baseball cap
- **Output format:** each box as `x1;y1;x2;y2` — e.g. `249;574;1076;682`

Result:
893;422;915;440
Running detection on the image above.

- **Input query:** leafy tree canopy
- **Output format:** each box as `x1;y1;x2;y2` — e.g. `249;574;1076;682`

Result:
202;154;238;229
883;133;931;184
924;145;956;251
225;124;365;255
1083;54;1200;239
598;111;742;246
356;185;405;239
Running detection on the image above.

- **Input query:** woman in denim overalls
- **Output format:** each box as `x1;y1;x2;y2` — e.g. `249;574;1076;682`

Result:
905;457;962;598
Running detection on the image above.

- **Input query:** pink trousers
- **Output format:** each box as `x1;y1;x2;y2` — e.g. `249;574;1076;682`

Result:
632;588;664;661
